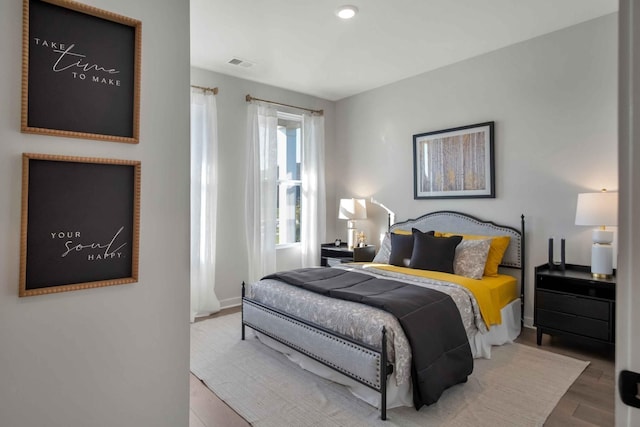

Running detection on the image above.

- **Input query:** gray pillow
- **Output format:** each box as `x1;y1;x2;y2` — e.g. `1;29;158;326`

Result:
454;239;491;279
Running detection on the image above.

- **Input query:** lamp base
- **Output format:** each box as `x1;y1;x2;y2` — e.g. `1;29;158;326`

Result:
347;220;357;250
591;243;613;279
347;230;357;250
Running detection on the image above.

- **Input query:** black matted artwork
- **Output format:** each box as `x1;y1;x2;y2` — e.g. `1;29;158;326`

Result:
21;0;141;143
413;121;495;200
20;153;141;297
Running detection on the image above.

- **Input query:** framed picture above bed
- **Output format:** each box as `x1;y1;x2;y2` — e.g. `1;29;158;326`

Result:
19;153;141;297
413;121;495;199
21;0;142;143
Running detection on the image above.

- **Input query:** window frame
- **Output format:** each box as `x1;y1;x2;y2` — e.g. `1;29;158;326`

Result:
275;111;303;248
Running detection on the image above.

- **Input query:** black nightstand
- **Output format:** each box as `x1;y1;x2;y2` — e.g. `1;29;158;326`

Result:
534;264;615;346
320;243;375;266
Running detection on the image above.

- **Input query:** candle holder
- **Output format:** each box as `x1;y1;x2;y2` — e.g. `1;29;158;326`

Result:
547;237;566;271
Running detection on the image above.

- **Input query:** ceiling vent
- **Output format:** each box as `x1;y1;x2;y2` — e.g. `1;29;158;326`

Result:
227;57;254;68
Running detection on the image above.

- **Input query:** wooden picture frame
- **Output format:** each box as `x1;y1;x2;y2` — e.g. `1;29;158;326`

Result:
20;153;141;297
413;121;495;199
21;0;142;143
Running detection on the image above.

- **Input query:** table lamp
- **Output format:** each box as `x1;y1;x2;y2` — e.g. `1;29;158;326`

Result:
338;198;367;249
575;190;618;279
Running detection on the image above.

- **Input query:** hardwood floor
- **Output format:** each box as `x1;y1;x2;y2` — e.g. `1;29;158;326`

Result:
190;373;249;427
190;310;615;427
515;328;615;427
190;307;248;427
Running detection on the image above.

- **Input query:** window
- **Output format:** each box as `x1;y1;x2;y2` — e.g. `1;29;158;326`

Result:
276;112;302;245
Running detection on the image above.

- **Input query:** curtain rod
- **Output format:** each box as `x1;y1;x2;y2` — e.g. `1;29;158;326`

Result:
245;94;323;115
191;85;218;94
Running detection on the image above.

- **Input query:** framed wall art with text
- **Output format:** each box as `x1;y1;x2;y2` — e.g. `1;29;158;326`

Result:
19;153;141;297
21;0;142;143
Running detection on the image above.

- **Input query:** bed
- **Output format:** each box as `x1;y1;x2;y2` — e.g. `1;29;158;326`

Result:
241;210;525;420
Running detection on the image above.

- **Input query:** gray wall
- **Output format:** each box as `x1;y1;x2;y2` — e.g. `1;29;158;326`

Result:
0;0;191;426
190;68;336;307
333;14;618;326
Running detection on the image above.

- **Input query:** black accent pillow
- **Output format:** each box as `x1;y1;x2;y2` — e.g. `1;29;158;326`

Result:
409;231;463;273
388;233;415;267
411;228;434;236
388;230;435;267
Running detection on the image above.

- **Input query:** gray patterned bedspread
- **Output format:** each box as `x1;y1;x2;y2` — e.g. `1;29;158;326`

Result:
248;264;486;388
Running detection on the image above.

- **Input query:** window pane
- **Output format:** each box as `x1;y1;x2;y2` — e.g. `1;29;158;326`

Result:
276;182;301;244
277;121;301;181
276;112;303;245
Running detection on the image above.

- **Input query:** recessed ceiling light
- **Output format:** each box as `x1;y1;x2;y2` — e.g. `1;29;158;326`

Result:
335;5;358;20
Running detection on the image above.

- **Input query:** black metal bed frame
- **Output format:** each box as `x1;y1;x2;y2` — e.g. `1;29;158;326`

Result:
242;293;393;419
241;211;525;421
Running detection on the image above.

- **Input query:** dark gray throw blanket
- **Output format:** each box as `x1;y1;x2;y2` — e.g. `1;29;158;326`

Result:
263;267;473;410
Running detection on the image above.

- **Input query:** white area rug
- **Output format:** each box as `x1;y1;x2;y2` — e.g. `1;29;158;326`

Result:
191;313;589;426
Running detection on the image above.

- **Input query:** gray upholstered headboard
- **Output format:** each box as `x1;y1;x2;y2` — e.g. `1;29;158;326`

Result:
389;211;524;269
389;210;525;325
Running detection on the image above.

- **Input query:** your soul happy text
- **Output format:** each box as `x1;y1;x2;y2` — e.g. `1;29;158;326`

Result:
52;227;127;261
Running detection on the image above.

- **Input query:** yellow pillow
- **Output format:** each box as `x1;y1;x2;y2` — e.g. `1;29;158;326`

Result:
392;229;412;235
439;233;510;277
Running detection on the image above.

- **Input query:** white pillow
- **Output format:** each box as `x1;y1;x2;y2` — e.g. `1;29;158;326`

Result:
372;232;391;263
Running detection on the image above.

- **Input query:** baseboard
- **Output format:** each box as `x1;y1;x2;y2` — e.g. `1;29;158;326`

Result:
523;316;534;329
220;296;241;309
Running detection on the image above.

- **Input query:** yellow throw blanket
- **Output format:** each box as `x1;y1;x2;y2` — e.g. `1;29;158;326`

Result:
363;264;517;329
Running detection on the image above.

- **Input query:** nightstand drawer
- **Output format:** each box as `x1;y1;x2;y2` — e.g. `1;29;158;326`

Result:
322;248;351;257
320;243;375;266
536;309;610;341
324;257;353;266
536;290;609;321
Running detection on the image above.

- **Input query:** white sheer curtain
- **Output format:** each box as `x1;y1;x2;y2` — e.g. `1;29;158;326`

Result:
301;113;326;267
245;102;278;283
190;88;221;322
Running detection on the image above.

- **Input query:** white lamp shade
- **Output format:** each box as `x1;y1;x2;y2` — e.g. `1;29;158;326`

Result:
575;191;618;227
338;198;367;220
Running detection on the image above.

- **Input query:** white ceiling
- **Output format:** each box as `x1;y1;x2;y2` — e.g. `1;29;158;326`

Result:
190;0;618;101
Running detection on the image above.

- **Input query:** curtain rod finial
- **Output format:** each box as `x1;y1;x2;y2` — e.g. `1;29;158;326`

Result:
245;94;252;102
